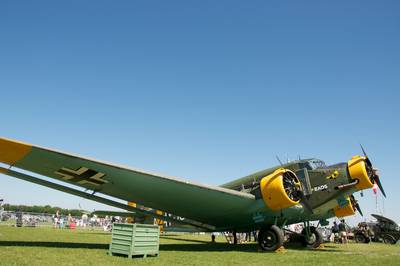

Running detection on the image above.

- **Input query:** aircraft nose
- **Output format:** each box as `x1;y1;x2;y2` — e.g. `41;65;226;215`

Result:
347;145;386;197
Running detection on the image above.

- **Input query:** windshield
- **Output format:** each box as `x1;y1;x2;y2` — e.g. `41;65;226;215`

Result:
306;159;327;170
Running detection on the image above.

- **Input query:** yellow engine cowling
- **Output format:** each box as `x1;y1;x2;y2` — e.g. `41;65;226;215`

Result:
127;201;137;223
348;155;374;190
128;201;137;208
333;197;355;218
260;168;301;211
155;210;164;232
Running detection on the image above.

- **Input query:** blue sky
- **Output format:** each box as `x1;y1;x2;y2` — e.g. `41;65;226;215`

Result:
1;1;399;224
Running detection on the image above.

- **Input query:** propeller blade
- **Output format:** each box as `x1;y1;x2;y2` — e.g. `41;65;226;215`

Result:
360;144;368;157
350;195;363;216
297;190;313;214
276;155;283;166
355;203;363;216
373;175;386;198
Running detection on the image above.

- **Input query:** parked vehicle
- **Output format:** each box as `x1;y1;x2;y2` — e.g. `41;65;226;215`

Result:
354;222;372;243
354;214;399;245
370;214;400;244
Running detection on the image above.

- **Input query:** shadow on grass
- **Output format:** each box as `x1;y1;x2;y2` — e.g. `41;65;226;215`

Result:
0;240;342;253
160;243;342;253
162;236;342;252
0;241;108;249
77;232;111;236
0;240;258;253
283;242;341;252
160;243;260;253
160;236;211;244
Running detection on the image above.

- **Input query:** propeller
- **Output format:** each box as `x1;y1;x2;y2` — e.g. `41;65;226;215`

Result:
360;144;386;198
282;172;313;213
350;195;363;216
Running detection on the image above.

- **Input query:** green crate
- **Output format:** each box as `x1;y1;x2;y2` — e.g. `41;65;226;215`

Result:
109;223;160;258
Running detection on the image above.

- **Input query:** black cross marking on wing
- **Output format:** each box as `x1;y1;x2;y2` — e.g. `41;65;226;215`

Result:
55;167;108;186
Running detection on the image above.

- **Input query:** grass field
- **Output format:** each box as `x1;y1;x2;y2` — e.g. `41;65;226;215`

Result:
0;226;399;266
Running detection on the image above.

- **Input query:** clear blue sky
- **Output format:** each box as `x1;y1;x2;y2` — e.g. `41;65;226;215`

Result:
1;1;399;224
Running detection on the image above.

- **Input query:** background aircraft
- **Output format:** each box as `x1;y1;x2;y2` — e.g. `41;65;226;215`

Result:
0;137;384;251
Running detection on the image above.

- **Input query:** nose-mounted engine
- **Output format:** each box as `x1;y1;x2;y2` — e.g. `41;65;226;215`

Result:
347;155;374;190
260;168;302;211
347;153;385;197
332;151;384;219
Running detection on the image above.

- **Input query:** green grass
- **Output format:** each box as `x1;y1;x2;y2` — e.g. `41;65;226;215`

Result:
0;226;399;266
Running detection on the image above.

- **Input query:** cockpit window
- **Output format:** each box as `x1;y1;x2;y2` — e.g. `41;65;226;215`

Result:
306;159;327;170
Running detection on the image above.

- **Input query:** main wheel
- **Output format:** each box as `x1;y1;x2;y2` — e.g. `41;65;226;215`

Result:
382;234;397;245
301;226;323;249
258;225;284;251
355;233;370;243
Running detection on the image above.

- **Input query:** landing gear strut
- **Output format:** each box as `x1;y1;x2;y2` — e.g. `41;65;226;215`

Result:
258;225;284;251
233;230;238;244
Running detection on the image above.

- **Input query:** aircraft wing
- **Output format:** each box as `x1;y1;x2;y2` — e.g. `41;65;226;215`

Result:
0;137;255;227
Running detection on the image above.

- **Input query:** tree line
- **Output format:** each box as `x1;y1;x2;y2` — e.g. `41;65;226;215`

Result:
2;204;86;217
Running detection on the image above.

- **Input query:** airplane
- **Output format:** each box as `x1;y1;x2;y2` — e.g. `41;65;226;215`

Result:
0;137;385;251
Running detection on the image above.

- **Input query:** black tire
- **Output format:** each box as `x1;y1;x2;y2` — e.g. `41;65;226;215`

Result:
382;234;397;245
372;236;379;242
301;226;323;249
258;225;284;251
355;233;369;244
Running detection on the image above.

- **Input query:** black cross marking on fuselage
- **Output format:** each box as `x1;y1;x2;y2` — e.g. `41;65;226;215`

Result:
55;167;108;186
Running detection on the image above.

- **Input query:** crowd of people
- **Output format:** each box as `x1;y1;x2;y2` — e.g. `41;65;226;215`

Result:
52;211;122;231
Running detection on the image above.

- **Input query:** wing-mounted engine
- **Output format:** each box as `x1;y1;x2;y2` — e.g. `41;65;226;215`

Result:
333;197;355;217
333;195;363;218
260;168;303;211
